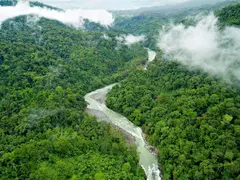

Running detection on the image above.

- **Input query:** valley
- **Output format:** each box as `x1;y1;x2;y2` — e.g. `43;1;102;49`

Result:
0;0;240;179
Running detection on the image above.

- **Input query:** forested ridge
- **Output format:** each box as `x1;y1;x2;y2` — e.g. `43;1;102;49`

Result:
0;8;147;180
1;0;240;179
216;3;240;26
107;60;240;179
0;0;62;11
112;1;240;50
107;4;240;180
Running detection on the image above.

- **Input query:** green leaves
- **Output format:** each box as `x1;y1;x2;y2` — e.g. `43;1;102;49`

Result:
216;4;240;27
0;15;147;179
107;58;240;179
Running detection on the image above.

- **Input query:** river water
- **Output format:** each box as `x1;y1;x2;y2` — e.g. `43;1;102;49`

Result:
84;49;161;180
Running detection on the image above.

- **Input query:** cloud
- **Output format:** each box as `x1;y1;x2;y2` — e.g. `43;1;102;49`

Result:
38;0;190;10
0;1;114;28
158;14;240;81
102;33;110;40
133;0;191;7
117;34;146;45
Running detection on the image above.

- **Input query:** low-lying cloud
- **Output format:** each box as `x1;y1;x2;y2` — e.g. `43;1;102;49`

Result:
0;1;114;28
158;14;240;81
117;34;145;45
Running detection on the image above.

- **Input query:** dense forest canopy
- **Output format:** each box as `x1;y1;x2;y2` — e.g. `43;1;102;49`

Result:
0;0;240;179
0;2;148;179
112;1;240;50
107;3;240;180
0;0;62;10
216;3;240;26
107;60;240;179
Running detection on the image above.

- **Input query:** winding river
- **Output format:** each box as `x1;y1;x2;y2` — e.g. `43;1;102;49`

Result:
84;49;160;180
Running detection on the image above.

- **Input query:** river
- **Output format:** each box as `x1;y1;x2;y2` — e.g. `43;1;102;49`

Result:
84;49;161;180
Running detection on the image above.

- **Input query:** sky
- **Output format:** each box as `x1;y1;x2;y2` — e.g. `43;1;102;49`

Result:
38;0;191;10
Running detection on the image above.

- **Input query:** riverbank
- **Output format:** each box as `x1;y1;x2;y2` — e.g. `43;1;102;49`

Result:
85;108;136;145
84;84;161;180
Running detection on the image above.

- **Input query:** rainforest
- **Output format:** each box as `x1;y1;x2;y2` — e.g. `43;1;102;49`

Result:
0;0;240;179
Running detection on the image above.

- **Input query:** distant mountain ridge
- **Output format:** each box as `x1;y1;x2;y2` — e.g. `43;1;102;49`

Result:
113;0;240;17
0;0;62;11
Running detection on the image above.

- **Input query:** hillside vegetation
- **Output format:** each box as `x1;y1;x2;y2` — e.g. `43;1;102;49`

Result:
1;1;240;179
216;3;240;26
0;0;62;10
0;12;147;180
107;4;240;180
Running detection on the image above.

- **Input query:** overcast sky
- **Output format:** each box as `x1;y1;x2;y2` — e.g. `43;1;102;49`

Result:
38;0;191;10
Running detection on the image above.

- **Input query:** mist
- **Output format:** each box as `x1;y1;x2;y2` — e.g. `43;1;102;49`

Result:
117;34;145;45
158;14;240;81
0;1;114;28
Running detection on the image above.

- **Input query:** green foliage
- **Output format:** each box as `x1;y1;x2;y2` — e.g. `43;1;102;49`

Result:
107;5;240;179
112;2;240;50
1;0;240;179
112;15;165;50
0;15;146;179
107;59;240;179
0;0;63;11
0;118;144;179
0;0;15;6
216;3;240;27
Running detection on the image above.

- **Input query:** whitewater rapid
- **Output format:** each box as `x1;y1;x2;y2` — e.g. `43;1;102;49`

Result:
84;50;161;180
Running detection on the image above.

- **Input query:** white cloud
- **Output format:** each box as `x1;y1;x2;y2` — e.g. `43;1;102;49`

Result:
158;14;240;80
0;1;114;28
117;34;145;45
102;33;110;40
136;0;191;7
38;0;190;10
